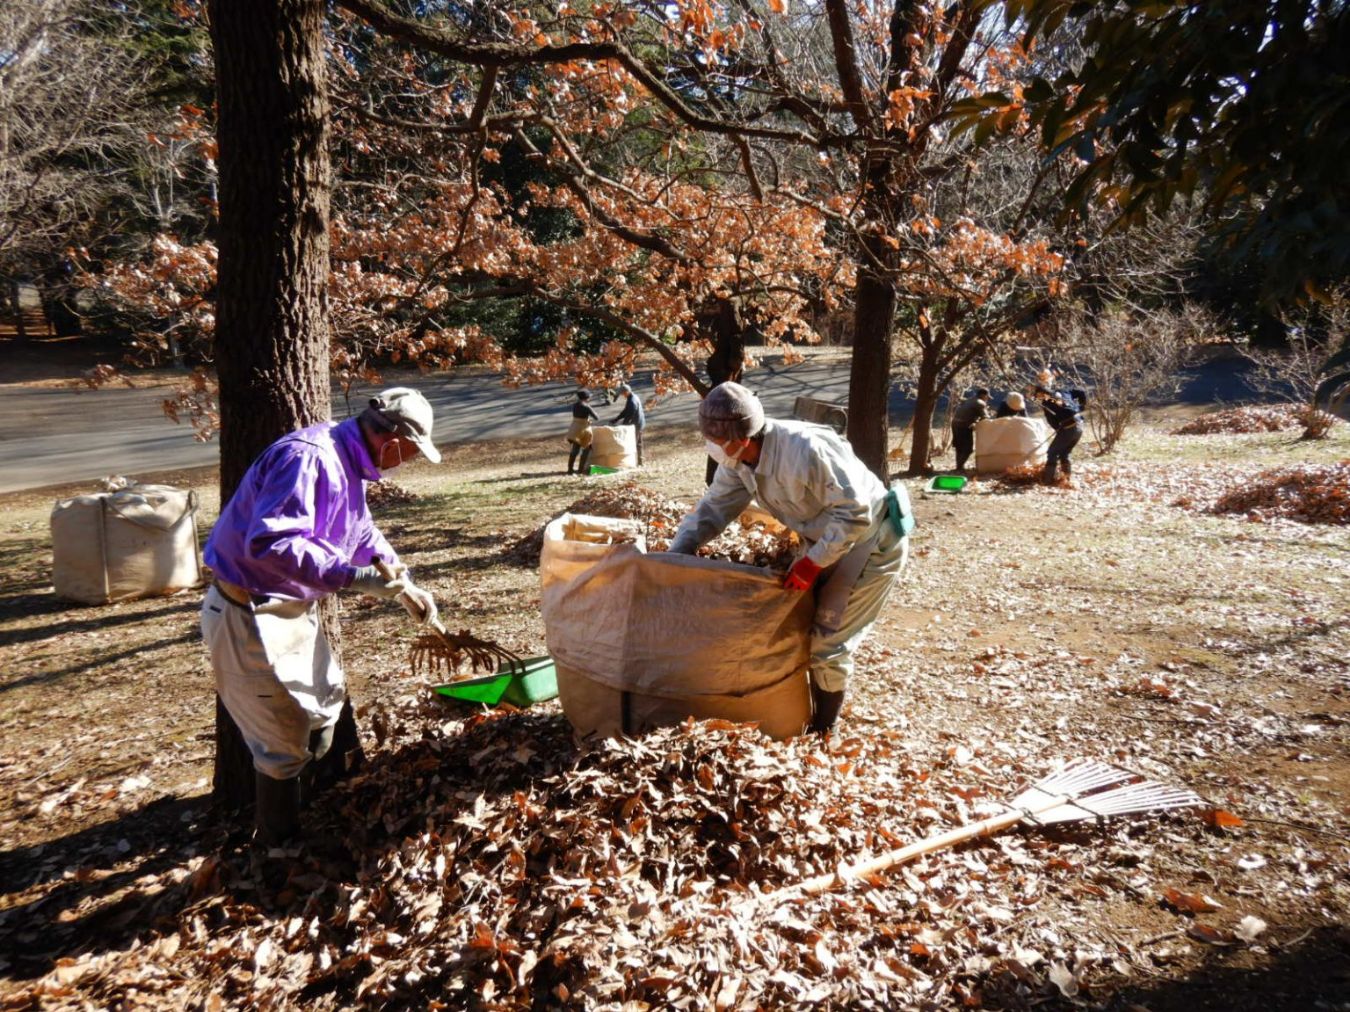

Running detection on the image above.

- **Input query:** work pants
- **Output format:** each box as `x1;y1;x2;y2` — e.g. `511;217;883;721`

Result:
952;426;975;470
202;585;346;780
568;442;592;474
1044;424;1083;480
809;522;908;693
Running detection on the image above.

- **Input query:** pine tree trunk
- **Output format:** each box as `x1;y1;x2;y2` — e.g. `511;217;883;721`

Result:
208;0;344;808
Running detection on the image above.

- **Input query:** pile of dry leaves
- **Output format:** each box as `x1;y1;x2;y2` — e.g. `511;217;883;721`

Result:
990;465;1067;488
980;459;1348;527
10;711;1225;1010
365;480;419;508
1170;405;1334;435
511;481;798;570
1205;461;1350;525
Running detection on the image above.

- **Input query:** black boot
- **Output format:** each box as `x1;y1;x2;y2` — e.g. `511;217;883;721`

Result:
567;444;580;474
809;684;845;736
578;447;592;475
299;726;335;805
1042;463;1058;485
255;771;301;847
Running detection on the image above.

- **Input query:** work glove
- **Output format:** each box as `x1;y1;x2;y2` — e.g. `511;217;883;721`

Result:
349;564;408;599
349;565;440;626
783;556;822;592
397;578;439;628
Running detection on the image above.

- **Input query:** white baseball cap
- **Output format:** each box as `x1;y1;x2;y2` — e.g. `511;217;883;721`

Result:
367;387;441;464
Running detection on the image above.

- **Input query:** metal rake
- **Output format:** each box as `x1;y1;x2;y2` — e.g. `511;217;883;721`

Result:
781;758;1205;899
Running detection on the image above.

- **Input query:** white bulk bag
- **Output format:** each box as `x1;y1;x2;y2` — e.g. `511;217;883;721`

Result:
589;425;638;469
540;513;812;740
51;483;203;604
974;416;1051;474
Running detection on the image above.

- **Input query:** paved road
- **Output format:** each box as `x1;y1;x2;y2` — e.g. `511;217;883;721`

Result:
0;348;1269;494
0;360;860;494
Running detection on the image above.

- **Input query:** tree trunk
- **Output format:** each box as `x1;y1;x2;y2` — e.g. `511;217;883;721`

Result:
208;0;344;808
702;297;749;484
846;249;896;481
907;340;943;475
37;263;82;337
7;280;25;342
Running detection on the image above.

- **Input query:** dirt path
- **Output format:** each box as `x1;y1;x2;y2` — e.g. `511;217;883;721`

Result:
0;419;1346;1009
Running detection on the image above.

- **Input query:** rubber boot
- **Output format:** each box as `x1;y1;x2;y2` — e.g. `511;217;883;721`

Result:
254;771;301;847
567;444;580;474
809;684;845;736
1042;462;1058;485
299;726;335;806
578;447;592;475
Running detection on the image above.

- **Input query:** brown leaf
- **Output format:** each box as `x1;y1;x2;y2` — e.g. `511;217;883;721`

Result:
1162;888;1221;914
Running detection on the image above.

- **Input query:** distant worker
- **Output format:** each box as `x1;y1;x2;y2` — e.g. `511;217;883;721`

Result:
566;389;599;476
950;387;991;472
202;388;441;845
994;391;1028;418
611;382;646;465
1032;380;1086;484
668;382;911;736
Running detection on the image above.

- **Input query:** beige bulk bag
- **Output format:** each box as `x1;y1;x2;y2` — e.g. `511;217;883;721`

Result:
974;416;1051;474
589;425;638;469
51;483;203;604
540;514;812;741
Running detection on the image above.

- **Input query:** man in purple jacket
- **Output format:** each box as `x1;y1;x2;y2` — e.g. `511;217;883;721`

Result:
202;387;441;844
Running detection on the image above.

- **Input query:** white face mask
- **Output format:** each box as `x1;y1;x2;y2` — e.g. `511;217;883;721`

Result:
705;439;742;468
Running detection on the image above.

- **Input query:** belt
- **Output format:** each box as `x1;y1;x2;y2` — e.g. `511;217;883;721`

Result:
213;578;254;608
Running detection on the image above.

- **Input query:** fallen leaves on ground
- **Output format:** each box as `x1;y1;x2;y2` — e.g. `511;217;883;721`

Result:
1;713;1241;1010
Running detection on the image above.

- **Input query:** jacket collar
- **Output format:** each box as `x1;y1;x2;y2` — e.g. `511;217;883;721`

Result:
334;417;382;482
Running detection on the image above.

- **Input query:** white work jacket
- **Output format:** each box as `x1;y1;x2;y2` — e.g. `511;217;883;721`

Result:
670;419;888;569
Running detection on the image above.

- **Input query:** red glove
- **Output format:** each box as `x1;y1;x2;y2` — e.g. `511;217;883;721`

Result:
783;556;822;592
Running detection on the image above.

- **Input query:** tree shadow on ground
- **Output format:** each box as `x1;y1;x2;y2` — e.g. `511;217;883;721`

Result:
0;710;576;982
1102;923;1350;1012
0;793;217;979
0;597;199;647
0;628;200;694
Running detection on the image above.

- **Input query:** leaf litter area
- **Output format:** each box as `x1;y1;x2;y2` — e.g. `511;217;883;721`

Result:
1;422;1349;1010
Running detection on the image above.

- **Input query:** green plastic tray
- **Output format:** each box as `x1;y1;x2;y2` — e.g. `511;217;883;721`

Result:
434;656;558;708
925;474;968;494
589;464;619;475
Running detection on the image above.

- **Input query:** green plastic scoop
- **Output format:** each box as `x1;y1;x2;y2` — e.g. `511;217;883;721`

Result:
925;474;968;494
434;656;558;708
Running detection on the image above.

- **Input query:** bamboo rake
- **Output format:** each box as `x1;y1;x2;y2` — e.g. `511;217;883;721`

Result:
780;758;1204;899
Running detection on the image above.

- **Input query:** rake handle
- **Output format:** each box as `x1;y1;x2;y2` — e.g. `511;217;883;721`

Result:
787;791;1072;898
